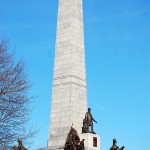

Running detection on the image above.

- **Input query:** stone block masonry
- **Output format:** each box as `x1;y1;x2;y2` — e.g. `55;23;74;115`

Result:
48;0;88;148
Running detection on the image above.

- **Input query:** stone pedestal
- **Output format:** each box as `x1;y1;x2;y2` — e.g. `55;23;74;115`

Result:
80;133;100;150
37;147;63;150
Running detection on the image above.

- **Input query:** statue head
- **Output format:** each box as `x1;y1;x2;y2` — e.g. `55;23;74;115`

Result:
88;108;91;113
18;139;21;143
113;138;117;144
18;139;23;146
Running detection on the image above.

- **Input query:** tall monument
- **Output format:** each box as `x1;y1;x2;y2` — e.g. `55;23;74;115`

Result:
48;0;87;148
47;0;100;150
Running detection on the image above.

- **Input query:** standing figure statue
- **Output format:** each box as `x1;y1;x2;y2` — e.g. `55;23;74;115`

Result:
82;108;97;134
110;139;125;150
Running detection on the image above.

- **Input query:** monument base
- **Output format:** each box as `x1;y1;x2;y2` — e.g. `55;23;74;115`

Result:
80;133;100;150
37;146;63;150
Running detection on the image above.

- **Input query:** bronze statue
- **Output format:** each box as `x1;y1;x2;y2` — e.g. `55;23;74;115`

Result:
110;139;125;150
12;139;27;150
18;139;27;150
12;146;18;150
78;139;85;149
82;108;97;134
65;127;85;150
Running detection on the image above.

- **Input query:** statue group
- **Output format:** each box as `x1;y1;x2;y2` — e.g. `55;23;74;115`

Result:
65;127;85;150
12;139;27;150
82;108;125;150
11;109;124;150
82;108;97;134
110;139;125;150
65;138;85;150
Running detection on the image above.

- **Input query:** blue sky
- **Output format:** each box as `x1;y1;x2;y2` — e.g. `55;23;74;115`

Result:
0;0;150;149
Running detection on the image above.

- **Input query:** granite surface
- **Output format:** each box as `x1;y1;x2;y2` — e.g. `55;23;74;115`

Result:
48;0;87;148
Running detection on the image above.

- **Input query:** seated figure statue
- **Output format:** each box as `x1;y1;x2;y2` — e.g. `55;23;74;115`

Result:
82;108;97;134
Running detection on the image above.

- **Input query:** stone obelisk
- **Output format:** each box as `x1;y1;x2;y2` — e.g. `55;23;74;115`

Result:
48;0;87;148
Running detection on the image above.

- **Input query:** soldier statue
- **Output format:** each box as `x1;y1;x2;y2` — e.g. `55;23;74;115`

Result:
64;128;85;150
110;139;125;150
17;139;27;150
12;139;27;150
82;108;97;134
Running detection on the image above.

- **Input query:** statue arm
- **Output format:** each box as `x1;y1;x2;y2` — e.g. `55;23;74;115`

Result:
92;116;97;123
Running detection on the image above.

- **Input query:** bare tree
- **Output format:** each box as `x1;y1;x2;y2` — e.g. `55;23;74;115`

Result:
0;40;36;149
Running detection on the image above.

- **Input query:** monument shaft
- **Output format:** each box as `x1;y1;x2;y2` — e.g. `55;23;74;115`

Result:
48;0;87;147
